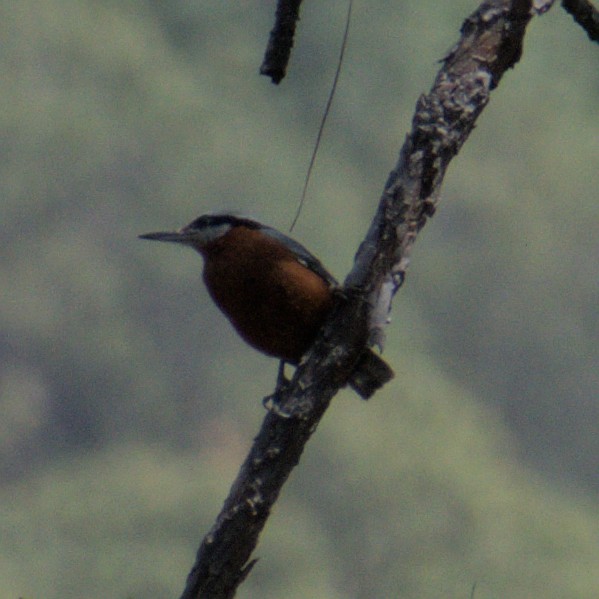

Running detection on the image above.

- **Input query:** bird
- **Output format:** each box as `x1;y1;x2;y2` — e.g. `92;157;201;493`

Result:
139;214;394;399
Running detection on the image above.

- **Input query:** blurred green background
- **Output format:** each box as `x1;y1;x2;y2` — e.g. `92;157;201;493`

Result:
1;1;597;597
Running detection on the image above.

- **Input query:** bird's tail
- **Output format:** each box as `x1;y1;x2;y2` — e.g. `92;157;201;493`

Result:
348;349;394;399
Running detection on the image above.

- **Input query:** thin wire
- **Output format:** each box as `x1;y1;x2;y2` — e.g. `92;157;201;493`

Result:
470;582;477;599
289;0;354;232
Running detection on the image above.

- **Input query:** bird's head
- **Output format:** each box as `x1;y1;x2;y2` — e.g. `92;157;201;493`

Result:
139;213;262;252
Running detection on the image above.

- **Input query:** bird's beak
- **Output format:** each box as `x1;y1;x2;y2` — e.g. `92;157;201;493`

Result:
138;229;194;244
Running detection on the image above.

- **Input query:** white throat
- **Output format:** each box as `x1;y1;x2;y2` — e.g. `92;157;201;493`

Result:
193;223;232;245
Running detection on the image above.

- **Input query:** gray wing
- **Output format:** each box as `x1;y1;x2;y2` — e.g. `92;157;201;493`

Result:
261;227;338;287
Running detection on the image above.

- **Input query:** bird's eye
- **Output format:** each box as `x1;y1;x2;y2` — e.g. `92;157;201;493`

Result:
188;216;210;230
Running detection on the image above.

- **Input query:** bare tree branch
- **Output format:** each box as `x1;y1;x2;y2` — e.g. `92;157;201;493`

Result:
562;0;599;41
260;0;304;84
180;1;542;597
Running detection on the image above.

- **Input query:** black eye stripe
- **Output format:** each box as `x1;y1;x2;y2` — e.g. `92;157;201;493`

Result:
187;214;261;231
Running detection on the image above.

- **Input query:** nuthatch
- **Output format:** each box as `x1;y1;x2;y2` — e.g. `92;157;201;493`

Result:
140;214;393;399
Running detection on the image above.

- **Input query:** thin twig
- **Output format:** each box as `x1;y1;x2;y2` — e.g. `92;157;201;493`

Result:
562;0;599;41
260;0;304;84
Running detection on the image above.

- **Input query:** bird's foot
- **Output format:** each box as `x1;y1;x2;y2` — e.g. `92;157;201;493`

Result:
262;393;293;418
262;361;294;418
